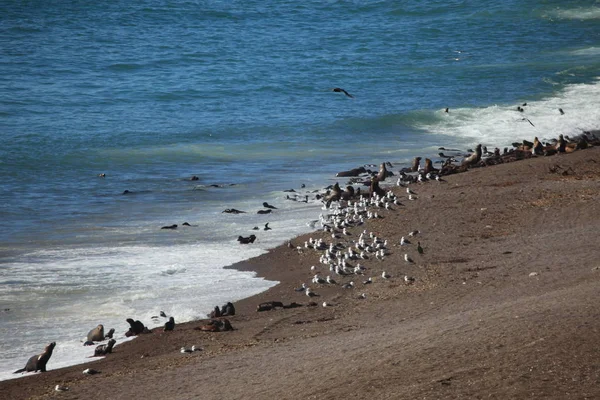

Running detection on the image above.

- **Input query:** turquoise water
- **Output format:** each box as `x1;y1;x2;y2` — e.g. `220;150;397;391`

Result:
1;0;599;379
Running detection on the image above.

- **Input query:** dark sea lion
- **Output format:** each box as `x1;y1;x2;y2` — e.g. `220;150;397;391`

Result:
257;301;285;312
559;108;564;115
87;324;104;342
161;224;178;230
220;302;236;316
257;209;272;214
516;106;524;112
182;222;191;226
93;339;116;357
369;178;386;198
125;318;147;336
461;144;482;167
163;317;175;332
14;342;56;373
123;190;131;195
532;137;544;155
445;107;449;113
237;234;257;244
264;223;272;231
190;176;199;181
210;306;221;318
331;87;354;98
340;185;355;201
411;157;422;172
262;202;277;209
222;208;246;214
283;189;296;193
104;328;115;339
336;166;367;177
556;134;566;153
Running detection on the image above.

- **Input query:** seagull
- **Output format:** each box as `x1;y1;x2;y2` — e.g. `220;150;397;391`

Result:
83;368;100;375
404;275;416;284
363;277;372;285
417;242;424;255
408;194;417;201
382;271;391;279
55;385;69;392
306;288;319;297
358;293;367;299
408;230;420;237
313;274;326;284
294;283;307;292
342;281;355;289
331;87;354;98
400;236;410;246
326;275;337;285
181;347;193;353
404;254;414;263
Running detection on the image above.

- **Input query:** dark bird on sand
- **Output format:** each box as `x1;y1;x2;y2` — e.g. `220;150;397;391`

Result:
331;87;354;98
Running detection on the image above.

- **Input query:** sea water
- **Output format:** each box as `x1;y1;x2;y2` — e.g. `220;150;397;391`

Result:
1;0;599;380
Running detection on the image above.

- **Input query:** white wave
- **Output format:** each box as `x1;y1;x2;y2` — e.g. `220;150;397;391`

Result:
546;6;600;21
570;46;600;56
415;79;600;147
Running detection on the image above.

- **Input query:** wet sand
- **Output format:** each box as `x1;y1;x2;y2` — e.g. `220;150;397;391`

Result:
4;147;600;400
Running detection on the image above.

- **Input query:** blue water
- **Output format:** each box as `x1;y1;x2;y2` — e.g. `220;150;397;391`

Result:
1;0;599;380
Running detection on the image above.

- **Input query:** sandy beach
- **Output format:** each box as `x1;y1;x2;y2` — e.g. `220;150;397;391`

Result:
3;146;600;400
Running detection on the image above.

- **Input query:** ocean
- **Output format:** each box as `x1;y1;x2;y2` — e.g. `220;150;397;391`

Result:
1;0;599;380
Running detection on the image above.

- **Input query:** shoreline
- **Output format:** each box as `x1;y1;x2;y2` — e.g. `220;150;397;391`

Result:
3;145;600;399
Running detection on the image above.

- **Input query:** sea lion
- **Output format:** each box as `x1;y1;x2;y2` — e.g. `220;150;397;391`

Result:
262;202;277;209
196;318;234;332
423;158;438;174
163;317;175;332
125;318;148;336
411;157;422;172
331;87;354;98
87;324;104;342
556;134;566;153
104;328;115;339
532;137;544;155
14;342;56;373
257;209;272;214
461;144;482;167
340;185;355;201
161;224;178;230
257;301;285;312
210;306;221;318
369;178;386;198
93;339;116;357
222;208;246;214
336;166;367;177
220;302;236;316
237;235;257;244
190;176;199;181
376;163;388;182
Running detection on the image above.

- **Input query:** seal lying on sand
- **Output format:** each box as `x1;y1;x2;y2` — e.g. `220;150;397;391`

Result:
257;301;285;312
196;318;234;332
87;324;104;342
93;339;116;357
14;342;56;373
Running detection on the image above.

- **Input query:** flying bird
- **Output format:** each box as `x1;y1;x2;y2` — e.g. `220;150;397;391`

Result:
331;87;354;98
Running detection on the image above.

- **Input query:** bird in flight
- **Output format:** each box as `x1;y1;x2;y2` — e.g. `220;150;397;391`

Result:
331;87;354;98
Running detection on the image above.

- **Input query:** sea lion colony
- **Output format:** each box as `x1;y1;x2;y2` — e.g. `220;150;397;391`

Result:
13;131;598;382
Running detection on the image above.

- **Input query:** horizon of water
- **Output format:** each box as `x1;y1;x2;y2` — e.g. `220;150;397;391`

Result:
1;0;600;381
